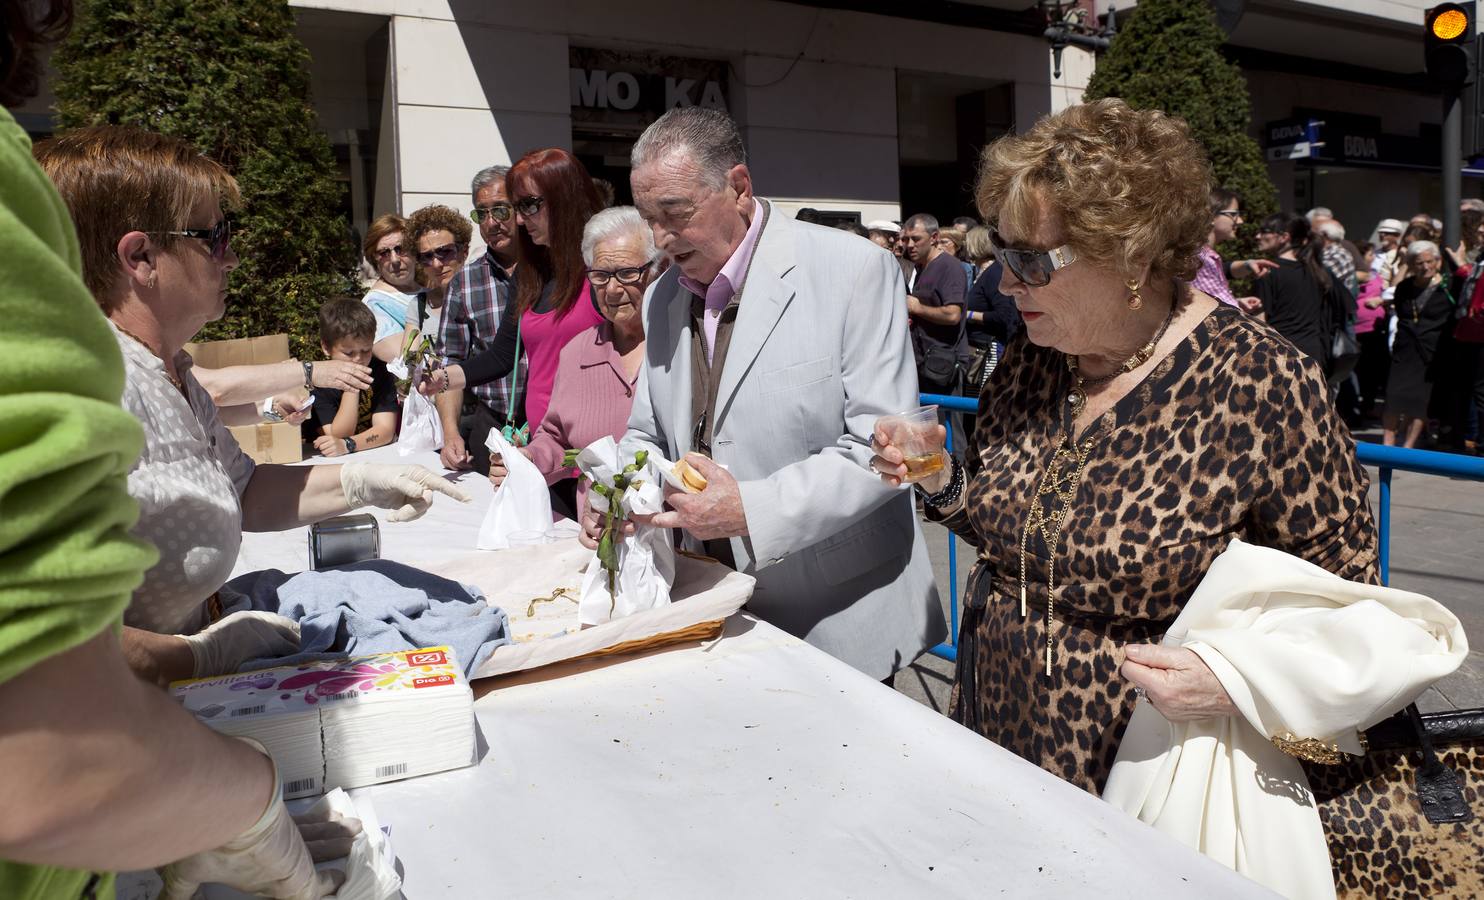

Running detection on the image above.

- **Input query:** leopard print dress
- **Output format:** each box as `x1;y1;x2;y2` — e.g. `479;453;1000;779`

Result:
930;303;1481;894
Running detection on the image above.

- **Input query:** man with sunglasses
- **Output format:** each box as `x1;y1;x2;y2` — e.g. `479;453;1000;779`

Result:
901;213;970;452
435;164;527;475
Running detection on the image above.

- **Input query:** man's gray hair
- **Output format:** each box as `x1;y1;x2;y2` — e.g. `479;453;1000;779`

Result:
1305;207;1333;223
470;165;510;202
581;206;657;266
1317;221;1345;240
903;213;939;234
1463;198;1484;212
1406;239;1440;260
630;107;746;188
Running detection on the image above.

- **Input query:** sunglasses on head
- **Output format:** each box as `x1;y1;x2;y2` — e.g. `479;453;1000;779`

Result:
514;196;545;217
585;262;653;287
987;228;1076;287
374;244;409;262
470;204;513;224
154;219;231;260
416;243;464;267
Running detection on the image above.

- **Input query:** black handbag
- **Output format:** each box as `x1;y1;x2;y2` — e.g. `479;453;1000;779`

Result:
920;343;959;385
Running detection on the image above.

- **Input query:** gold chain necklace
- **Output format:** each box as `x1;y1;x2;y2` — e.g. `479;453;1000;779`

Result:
112;320;185;392
1065;302;1177;419
1018;299;1178;677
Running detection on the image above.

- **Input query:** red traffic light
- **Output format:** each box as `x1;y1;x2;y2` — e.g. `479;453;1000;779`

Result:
1426;3;1476;85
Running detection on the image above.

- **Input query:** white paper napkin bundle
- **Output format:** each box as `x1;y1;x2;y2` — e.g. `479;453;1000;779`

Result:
173;645;476;796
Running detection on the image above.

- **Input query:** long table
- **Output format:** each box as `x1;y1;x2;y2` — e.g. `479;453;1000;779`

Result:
232;446;1272;898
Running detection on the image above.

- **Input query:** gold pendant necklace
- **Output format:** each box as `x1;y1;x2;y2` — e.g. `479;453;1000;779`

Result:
1021;297;1178;677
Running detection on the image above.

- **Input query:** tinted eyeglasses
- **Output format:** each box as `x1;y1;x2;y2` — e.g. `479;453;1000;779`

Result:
513;196;545;217
987;228;1076;287
1215;209;1244;220
374;244;409;262
470;204;514;224
155;219;232;260
585;262;653;287
416;243;465;267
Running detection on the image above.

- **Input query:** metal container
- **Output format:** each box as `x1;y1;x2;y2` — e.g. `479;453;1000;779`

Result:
308;513;381;571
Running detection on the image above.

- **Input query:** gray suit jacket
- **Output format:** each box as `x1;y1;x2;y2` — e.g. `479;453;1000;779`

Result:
625;200;946;678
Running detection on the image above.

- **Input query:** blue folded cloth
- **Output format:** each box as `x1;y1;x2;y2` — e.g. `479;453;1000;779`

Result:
222;559;510;677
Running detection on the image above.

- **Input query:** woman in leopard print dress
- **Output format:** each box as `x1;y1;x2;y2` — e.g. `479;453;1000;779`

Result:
872;100;1481;896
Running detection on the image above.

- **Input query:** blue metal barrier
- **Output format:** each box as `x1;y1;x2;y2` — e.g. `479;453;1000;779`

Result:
918;392;1484;664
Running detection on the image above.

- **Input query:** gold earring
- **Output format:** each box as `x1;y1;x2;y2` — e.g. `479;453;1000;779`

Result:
1126;278;1143;310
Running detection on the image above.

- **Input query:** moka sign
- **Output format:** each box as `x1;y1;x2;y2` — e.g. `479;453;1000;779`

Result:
569;67;727;112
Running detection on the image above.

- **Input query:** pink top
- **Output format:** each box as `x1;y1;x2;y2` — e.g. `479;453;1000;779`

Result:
519;292;604;430
1354;274;1386;335
679;199;766;361
524;322;642;512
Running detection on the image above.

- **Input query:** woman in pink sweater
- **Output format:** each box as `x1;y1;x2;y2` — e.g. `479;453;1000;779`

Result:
490;207;657;514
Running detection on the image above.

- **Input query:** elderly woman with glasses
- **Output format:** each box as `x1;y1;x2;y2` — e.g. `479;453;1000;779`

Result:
489;207;657;512
870;100;1387;895
34;125;466;684
422;148;604;444
362;212;422;363
1384;240;1453;448
401;204;471;352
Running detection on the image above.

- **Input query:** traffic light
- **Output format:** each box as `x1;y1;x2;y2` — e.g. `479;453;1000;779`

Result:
1426;3;1476;86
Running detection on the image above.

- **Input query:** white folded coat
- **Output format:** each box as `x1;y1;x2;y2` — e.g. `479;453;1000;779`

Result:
1103;539;1468;900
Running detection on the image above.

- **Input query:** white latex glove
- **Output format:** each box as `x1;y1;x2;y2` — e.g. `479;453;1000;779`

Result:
159;739;361;900
179;611;302;678
339;463;471;523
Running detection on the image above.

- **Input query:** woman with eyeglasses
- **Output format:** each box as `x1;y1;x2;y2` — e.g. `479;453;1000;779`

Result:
1189;188;1274;308
1248;213;1336;366
489;207;657;512
361;212;422;363
401;204;471;352
422;149;604;448
869;101;1382;895
32;125;466;673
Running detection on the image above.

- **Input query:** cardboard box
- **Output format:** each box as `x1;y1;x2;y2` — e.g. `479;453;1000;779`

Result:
184;333;291;369
185;334;303;464
229;422;303;464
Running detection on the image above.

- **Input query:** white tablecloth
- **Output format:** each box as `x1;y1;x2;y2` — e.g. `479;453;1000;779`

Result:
231;447;1273;898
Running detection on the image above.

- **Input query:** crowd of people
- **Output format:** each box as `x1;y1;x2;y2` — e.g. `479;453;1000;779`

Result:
2;3;1480;899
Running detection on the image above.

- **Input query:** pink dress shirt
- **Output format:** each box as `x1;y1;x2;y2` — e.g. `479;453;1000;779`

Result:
523;321;642;512
1189;245;1238;306
678;199;766;361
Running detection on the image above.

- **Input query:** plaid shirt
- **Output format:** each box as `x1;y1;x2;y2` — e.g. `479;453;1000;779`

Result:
1322;241;1358;297
438;249;525;416
1189;245;1237;306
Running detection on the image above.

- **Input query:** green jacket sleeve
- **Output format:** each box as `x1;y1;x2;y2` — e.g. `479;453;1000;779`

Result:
0;107;158;687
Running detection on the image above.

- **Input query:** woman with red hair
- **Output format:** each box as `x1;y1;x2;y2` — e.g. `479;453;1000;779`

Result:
426;149;604;441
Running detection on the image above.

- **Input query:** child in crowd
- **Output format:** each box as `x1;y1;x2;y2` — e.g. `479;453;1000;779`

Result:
302;297;400;455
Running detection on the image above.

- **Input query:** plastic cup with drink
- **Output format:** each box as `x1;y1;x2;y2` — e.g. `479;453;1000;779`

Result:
872;406;949;484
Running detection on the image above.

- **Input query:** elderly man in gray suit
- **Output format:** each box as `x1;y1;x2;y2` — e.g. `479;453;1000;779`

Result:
580;107;945;681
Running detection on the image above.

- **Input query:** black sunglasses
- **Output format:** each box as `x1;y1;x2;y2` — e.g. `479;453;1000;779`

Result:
416;243;465;267
987;228;1076;287
471;204;513;223
586;262;652;287
514;196;545;217
154;219;231;260
1215;209;1244;220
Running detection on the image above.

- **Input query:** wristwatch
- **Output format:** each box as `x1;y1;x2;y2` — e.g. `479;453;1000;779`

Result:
302;360;314;390
343;437;355;455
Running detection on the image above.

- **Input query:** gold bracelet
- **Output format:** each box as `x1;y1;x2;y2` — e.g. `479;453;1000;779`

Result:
1270;732;1348;765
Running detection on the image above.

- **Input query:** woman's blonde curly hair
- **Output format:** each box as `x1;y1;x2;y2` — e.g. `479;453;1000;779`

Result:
974;98;1213;282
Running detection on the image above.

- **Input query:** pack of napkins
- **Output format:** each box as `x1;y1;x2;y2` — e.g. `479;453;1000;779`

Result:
173;646;476;798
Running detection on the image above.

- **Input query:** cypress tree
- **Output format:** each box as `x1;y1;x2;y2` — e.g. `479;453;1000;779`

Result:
1083;0;1278;271
51;0;357;359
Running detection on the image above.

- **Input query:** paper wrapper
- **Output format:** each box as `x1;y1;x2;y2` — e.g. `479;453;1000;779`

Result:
477;427;553;549
431;538;754;679
574;436;676;626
